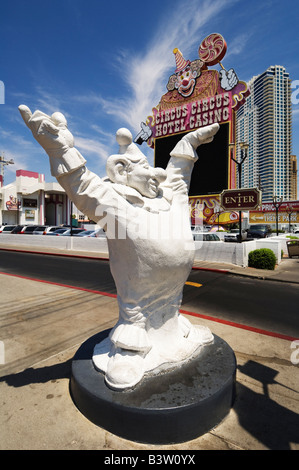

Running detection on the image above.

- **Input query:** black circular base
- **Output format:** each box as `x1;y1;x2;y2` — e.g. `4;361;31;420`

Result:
70;329;236;445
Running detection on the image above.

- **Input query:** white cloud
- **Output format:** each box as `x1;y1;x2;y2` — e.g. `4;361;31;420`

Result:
0;127;37;178
292;107;299;121
74;136;110;162
84;0;239;132
225;33;252;59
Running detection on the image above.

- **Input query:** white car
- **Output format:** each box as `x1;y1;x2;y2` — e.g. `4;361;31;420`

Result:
41;226;61;235
224;229;247;242
0;225;17;233
46;228;70;236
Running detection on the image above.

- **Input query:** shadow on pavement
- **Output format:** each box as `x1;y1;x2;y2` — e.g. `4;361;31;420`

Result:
235;361;299;450
1;358;298;450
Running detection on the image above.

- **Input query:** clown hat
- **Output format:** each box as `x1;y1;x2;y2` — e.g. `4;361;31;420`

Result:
116;128;145;160
173;48;190;73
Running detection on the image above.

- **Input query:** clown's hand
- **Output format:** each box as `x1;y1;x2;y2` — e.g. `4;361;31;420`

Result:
18;105;75;154
19;105;86;177
134;122;152;145
219;68;238;91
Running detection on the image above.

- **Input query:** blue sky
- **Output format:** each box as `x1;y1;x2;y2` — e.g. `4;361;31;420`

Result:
0;0;299;195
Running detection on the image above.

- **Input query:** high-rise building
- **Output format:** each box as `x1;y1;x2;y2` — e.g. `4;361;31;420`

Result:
236;65;292;201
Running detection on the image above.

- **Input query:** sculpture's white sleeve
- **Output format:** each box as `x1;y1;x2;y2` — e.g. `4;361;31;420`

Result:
164;123;219;196
162;137;198;197
48;147;87;178
57;166;121;225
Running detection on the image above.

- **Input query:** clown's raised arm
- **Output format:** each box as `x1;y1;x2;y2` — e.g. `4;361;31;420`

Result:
18;105;219;221
163;123;219;198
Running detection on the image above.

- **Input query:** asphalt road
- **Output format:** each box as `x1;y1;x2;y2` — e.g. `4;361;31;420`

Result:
1;250;299;338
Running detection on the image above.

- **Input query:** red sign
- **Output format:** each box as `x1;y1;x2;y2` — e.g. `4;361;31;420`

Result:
220;188;261;211
257;201;299;212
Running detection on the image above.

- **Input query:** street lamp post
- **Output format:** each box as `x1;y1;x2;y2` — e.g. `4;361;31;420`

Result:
214;202;221;231
70;200;73;236
285;204;296;233
230;142;249;242
273;196;283;236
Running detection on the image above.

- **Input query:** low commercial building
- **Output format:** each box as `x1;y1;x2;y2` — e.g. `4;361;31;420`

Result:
0;169;85;226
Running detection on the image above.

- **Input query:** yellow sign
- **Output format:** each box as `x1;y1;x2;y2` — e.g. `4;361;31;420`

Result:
249;212;299;224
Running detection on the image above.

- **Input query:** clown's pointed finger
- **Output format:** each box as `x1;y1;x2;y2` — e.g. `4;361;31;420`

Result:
18;105;32;128
183;123;220;149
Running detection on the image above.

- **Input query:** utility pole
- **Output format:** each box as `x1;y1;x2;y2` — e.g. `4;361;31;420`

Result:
0;152;14;185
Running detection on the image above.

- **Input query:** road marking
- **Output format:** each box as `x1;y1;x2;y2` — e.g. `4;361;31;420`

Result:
185;281;202;287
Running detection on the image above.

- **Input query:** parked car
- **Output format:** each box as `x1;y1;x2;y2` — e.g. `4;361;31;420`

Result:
247;224;272;239
33;225;60;235
19;225;39;234
73;229;95;237
74;228;106;237
193;232;220;241
88;228;106;238
224;228;247;242
73;229;105;237
51;228;86;236
0;225;17;233
60;228;86;236
11;224;26;234
191;225;212;233
46;228;70;236
32;225;48;235
290;225;299;233
45;226;62;234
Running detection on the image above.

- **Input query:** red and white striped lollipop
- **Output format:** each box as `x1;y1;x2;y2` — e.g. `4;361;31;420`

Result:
198;33;227;68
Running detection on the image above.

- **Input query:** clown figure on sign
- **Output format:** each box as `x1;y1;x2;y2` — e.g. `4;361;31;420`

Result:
19;104;219;390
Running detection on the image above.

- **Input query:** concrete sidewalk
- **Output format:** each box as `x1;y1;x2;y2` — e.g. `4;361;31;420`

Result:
193;257;299;285
0;249;298;450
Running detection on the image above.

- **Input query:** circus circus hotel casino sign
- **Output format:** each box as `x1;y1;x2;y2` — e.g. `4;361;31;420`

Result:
134;33;250;227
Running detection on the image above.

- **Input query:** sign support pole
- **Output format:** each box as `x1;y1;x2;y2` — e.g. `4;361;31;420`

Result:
230;143;249;242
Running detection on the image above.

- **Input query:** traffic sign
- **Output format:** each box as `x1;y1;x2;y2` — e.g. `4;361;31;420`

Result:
220;188;261;211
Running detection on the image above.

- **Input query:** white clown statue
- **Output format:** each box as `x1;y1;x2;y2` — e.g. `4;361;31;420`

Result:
19;104;219;390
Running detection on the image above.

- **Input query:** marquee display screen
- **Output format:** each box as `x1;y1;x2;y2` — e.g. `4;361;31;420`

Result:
154;123;230;196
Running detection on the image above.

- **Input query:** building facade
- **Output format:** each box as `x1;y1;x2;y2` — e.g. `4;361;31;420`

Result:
0;169;86;226
236;65;293;202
